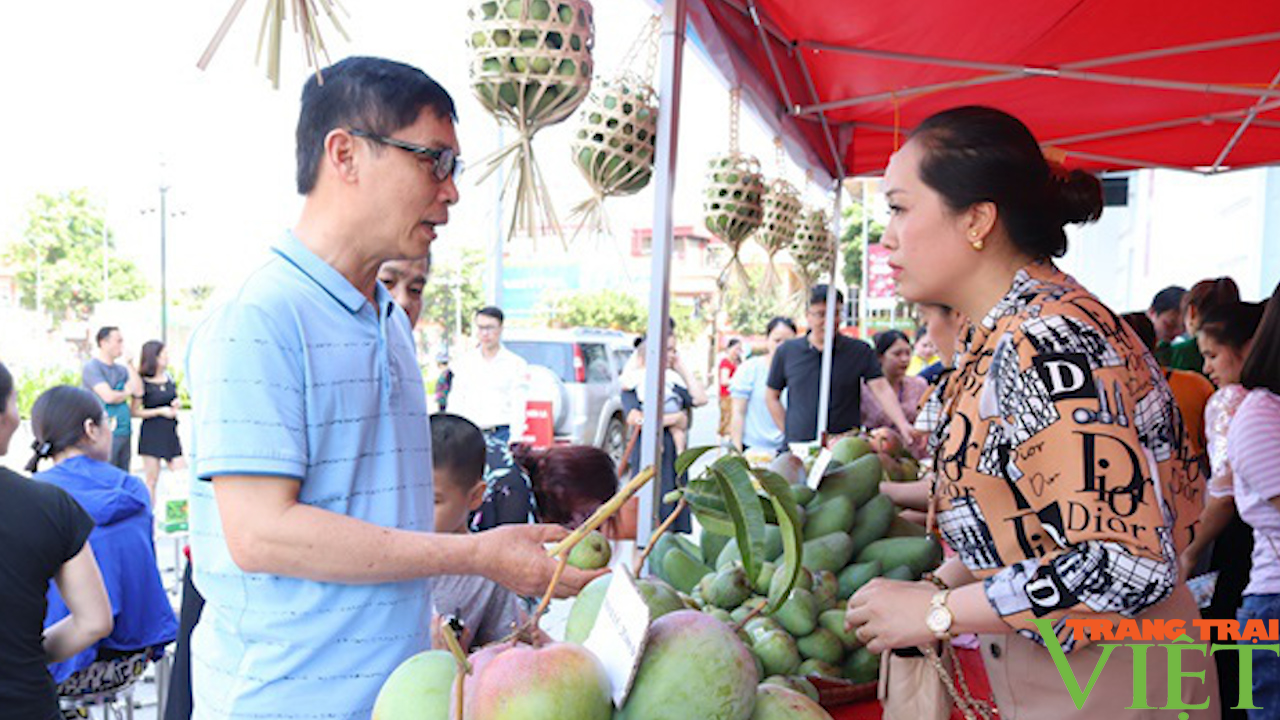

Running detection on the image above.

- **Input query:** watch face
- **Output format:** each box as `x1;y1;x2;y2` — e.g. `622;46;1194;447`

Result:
927;607;952;634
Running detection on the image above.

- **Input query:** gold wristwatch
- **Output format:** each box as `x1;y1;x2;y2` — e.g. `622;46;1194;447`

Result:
925;589;954;639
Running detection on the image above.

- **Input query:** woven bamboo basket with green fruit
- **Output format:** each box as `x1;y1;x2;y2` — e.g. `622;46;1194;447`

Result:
704;153;765;288
791;208;835;285
755;178;802;291
468;0;595;239
569;73;658;234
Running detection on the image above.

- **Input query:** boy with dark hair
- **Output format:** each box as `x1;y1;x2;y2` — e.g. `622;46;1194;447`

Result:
429;414;523;651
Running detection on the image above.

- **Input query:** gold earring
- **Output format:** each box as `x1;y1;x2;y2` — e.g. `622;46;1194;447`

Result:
970;231;984;251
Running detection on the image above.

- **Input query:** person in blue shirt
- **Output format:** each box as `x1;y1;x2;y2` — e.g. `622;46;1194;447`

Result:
25;385;177;695
184;57;602;720
729;316;797;454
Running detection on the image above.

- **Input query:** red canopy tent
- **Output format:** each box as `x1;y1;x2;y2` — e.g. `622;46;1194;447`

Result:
633;0;1280;544
689;0;1280;177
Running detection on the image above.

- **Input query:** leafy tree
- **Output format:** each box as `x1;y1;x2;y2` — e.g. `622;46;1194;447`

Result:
840;197;884;290
723;269;797;336
542;288;708;345
423;246;486;342
544;288;647;332
3;190;148;325
177;283;216;312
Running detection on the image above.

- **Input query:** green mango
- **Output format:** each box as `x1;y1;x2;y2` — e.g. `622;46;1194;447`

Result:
565;576;685;643
759;675;804;694
843;647;880;684
789;483;815;507
796;628;844;664
849;494;895;556
701;530;732;568
751;684;833;720
673;534;702;562
753;561;779;595
818;608;861;650
566;530;611;570
856;537;944;579
810;571;839;612
773;588;818;637
831;435;873;465
648;533;683;578
885;514;928;538
882;564;916;581
801;532;855;573
797;658;843;680
717;526;784;570
662;548;713;594
802;495;856;540
790;676;820;703
705;607;734;625
707;566;754;610
751;630;802;677
815;454;882;508
769;565;812;601
837;560;882;600
372;650;456;720
745;616;783;642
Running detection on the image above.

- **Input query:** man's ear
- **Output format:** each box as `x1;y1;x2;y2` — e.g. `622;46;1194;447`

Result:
324;128;361;185
467;482;486;512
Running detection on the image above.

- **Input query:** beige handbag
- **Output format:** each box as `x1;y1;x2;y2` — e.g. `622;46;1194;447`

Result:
878;456;994;720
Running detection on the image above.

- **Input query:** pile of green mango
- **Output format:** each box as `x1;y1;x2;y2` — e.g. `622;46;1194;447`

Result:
644;436;941;687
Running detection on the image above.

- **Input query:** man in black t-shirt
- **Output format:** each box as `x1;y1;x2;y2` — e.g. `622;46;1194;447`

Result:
766;286;917;444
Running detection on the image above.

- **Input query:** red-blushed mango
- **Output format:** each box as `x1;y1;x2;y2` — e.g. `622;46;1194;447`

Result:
616;610;759;720
454;641;611;720
749;684;834;720
373;650;457;720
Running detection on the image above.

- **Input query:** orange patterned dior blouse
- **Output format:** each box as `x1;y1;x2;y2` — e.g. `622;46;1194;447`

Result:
931;261;1206;652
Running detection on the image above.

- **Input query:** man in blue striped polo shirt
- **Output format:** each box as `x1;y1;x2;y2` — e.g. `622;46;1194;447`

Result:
185;57;603;720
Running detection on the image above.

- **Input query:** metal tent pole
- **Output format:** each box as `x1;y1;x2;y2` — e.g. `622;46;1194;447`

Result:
815;176;844;441
636;0;688;555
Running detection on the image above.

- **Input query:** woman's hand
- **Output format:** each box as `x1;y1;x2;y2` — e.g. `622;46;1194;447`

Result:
844;578;936;654
627;409;644;427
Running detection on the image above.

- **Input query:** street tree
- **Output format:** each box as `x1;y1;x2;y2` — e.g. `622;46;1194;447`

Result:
3;190;148;326
840;197;884;291
423;246;485;342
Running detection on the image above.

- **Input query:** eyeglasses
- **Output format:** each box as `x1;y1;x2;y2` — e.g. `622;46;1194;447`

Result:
349;128;462;182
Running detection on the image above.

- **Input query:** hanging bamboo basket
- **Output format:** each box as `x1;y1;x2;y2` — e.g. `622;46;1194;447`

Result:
791;207;835;286
569;74;658;235
468;0;595;239
704;153;765;288
754;178;801;291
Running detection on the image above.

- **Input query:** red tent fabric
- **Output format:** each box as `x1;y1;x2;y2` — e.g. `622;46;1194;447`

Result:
688;0;1280;177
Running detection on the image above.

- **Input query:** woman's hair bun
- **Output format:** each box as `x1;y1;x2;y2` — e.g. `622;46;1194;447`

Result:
1052;167;1104;226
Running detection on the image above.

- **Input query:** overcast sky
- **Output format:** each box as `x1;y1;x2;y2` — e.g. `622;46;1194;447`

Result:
0;0;831;300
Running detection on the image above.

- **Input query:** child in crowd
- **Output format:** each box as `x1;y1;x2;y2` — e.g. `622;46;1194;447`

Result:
26;386;177;695
429;413;525;652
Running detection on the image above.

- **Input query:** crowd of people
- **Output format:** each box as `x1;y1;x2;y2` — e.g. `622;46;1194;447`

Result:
0;54;1278;720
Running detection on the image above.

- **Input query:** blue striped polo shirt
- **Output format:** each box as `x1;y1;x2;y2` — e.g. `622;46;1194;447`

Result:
186;232;433;719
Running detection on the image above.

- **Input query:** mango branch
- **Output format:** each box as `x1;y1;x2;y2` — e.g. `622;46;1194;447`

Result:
440;621;470;720
547;465;656;558
633;495;688;575
529;555;570;630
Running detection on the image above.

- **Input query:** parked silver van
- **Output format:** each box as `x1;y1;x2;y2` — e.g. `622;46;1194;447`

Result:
502;328;635;467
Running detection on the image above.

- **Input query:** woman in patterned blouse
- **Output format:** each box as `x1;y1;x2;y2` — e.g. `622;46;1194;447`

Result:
844;106;1217;718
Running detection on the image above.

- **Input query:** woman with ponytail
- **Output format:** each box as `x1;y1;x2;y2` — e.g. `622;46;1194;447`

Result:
515;443;619;533
27;385;177;696
0;367;112;718
842;106;1216;717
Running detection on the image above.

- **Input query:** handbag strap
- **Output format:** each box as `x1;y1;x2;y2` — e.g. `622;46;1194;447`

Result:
918;356;995;720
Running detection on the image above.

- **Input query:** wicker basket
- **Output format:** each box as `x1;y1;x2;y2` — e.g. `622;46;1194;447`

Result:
568;73;658;235
754;178;801;290
791;207;835;284
468;0;595;130
704;153;765;287
468;0;595;239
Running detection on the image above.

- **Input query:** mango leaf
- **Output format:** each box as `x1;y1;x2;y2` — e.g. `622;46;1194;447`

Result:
679;479;738;537
710;455;766;580
674;446;718;478
752;466;805;612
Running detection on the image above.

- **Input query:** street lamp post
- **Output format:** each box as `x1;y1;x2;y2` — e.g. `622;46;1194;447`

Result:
160;185;169;344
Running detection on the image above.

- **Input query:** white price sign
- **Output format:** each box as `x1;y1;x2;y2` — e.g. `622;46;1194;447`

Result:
807;447;834;489
584;566;652;707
